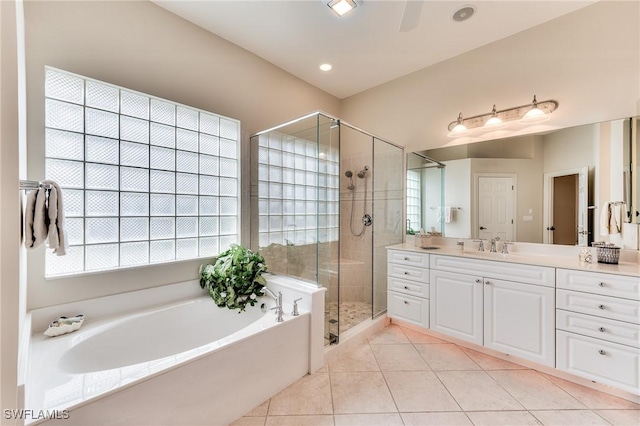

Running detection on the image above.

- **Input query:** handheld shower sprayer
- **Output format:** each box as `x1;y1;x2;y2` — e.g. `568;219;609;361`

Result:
345;170;355;190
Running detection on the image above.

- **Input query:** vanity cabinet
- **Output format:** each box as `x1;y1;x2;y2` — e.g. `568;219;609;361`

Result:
556;269;640;394
387;250;429;328
430;255;556;366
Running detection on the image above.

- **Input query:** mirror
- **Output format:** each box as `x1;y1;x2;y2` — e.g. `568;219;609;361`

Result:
408;117;638;246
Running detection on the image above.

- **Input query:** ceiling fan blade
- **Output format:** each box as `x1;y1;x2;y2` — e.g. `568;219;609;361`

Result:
399;0;424;32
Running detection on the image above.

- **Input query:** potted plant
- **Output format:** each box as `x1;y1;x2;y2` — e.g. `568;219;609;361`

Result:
199;244;268;312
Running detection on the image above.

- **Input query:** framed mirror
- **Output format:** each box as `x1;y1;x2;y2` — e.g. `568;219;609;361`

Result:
409;116;637;246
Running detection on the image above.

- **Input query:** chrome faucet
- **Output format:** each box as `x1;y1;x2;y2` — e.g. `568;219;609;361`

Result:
501;241;511;254
490;237;500;252
474;239;485;251
262;288;283;322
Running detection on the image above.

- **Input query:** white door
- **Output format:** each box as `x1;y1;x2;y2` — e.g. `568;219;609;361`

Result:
483;278;555;367
429;270;483;345
477;177;514;241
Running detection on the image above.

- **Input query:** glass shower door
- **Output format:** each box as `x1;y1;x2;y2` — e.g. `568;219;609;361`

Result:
372;138;405;317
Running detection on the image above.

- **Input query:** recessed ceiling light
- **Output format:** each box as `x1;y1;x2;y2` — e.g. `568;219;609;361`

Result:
453;5;476;22
327;0;357;17
320;63;333;71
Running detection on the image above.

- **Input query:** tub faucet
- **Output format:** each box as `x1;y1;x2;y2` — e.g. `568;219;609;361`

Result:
262;288;283;322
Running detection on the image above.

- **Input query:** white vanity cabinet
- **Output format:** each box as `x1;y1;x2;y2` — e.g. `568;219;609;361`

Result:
430;255;556;366
387;249;429;328
556;269;640;394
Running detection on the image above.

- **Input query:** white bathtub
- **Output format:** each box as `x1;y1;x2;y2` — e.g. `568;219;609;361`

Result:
22;276;323;425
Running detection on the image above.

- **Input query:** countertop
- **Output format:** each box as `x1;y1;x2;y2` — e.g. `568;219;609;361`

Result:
387;243;640;278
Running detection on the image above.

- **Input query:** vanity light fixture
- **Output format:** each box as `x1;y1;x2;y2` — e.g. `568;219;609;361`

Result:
447;95;559;137
327;0;357;17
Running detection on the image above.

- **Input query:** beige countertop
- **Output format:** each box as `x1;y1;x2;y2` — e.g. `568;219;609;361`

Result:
387;243;640;278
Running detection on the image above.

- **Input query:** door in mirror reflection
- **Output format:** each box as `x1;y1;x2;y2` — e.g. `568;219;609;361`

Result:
477;176;514;241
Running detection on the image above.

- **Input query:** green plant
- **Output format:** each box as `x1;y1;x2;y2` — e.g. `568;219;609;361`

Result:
199;244;268;312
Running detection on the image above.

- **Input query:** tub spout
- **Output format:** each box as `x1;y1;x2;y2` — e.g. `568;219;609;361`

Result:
262;288;284;322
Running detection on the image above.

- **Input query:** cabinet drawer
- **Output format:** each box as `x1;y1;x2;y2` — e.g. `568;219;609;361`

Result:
557;289;640;324
388;277;429;298
557;330;640;395
557;309;640;348
557;269;640;301
388;250;429;268
388;263;429;283
388;291;429;328
430;255;555;287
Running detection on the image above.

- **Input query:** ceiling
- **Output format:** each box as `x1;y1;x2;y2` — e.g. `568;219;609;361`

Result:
154;1;595;99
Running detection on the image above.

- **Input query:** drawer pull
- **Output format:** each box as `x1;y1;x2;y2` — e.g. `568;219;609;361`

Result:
404;286;409;290
404;301;409;305
485;280;492;285
598;282;605;287
475;278;482;283
404;272;409;275
598;304;606;310
599;349;606;355
404;257;410;261
598;327;606;332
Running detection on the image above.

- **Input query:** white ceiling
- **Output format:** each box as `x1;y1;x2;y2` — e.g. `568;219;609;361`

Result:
154;1;595;99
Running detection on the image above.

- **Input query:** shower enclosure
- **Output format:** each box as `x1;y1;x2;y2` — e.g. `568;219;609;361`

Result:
249;112;404;344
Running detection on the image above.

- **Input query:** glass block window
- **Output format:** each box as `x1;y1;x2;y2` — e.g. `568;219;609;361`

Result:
406;169;421;233
44;67;240;276
256;133;339;248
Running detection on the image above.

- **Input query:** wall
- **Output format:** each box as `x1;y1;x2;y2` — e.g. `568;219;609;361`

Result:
442;159;471;239
1;0;22;417
24;0;340;310
340;1;640;153
543;124;596;174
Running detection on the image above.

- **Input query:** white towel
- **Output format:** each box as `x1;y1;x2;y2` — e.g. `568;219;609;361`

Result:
436;206;453;223
443;206;452;224
25;188;48;249
43;180;67;256
599;202;622;235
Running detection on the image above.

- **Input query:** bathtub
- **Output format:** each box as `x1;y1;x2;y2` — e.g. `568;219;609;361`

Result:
21;276;324;425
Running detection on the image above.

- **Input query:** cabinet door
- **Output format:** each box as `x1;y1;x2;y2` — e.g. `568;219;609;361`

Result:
484;279;555;367
430;270;483;345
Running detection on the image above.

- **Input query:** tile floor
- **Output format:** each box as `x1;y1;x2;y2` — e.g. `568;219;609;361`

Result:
232;324;640;426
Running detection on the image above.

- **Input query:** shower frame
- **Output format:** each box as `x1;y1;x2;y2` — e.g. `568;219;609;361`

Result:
249;111;404;344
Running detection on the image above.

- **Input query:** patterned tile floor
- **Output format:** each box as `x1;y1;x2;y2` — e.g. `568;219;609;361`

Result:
325;301;372;338
232;324;640;426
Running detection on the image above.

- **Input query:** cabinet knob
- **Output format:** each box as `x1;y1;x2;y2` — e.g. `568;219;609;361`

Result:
598;327;606;332
598;349;606;355
404;257;409;261
404;272;409;275
598;282;605;287
598;304;606;310
404;301;409;305
404;286;409;290
475;278;482;283
485;280;492;285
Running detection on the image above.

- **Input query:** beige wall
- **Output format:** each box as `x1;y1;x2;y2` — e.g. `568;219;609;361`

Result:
1;0;22;416
340;1;640;153
24;0;340;310
543;124;597;174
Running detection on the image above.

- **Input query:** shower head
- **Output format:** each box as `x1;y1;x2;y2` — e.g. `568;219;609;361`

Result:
357;166;369;179
345;170;353;178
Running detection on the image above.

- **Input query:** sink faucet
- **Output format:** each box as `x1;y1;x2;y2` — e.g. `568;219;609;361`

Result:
490;237;500;252
501;241;511;254
473;240;485;251
262;288;283;322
